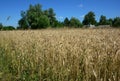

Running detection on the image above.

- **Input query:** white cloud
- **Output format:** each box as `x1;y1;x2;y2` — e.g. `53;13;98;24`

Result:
58;16;63;19
58;16;64;19
77;4;83;8
56;16;64;21
80;15;85;18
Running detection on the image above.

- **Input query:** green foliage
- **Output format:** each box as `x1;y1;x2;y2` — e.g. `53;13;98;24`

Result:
2;26;15;30
37;15;50;29
43;8;56;27
64;17;69;27
113;17;120;27
98;15;112;26
27;4;43;29
99;15;108;25
107;18;113;26
53;20;64;28
0;23;3;30
47;8;56;27
18;4;57;29
69;17;82;28
18;3;120;29
82;11;96;25
18;18;28;29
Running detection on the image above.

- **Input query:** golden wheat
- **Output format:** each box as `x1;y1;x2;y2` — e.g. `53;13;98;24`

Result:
0;28;120;81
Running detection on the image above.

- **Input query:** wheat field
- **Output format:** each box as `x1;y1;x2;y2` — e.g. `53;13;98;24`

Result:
0;28;120;81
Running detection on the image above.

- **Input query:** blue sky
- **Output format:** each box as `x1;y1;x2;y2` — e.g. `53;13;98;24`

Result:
0;0;120;27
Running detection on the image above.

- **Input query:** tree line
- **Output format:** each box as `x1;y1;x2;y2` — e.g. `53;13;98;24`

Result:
0;3;120;30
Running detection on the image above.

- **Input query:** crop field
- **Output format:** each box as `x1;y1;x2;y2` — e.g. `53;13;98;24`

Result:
0;28;120;81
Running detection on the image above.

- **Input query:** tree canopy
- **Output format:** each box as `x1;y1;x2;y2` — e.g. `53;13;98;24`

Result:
18;4;56;29
64;17;69;27
82;11;96;25
2;26;15;30
14;4;120;29
1;3;120;30
69;17;82;28
0;23;3;30
99;15;108;25
113;17;120;27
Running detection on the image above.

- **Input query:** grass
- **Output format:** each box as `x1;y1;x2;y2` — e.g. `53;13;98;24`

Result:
0;28;120;81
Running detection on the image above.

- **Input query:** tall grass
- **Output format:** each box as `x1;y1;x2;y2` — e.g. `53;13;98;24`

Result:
0;29;120;81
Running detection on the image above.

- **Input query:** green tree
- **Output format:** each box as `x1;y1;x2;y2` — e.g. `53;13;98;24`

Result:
48;8;56;27
107;18;113;26
27;4;43;29
2;26;15;30
82;11;96;25
99;15;108;25
37;15;50;29
113;17;120;27
18;4;57;29
53;20;64;28
18;11;29;29
64;17;69;27
18;18;28;29
44;10;49;16
0;23;3;30
69;17;82;28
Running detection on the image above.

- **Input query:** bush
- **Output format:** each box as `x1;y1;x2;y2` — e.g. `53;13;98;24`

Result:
37;15;50;29
69;17;82;28
0;23;3;30
2;26;15;30
113;17;120;27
